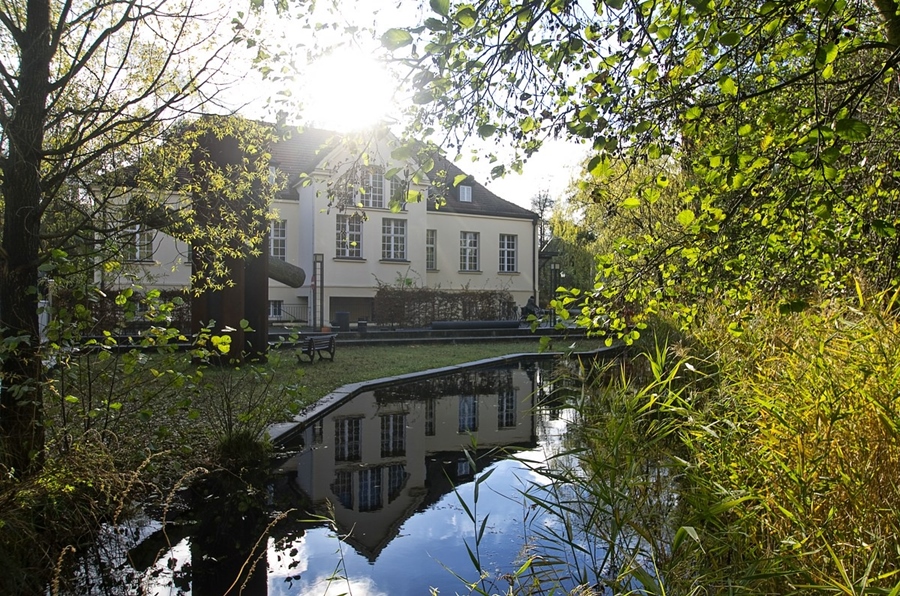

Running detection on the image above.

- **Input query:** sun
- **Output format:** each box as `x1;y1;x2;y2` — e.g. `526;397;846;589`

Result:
300;46;398;132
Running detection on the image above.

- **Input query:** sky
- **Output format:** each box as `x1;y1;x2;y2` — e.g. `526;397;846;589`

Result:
233;0;589;211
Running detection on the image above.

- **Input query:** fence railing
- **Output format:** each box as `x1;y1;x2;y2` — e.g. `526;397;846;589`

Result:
270;303;307;323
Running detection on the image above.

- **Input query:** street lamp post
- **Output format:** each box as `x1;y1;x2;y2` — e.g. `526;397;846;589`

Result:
313;253;324;330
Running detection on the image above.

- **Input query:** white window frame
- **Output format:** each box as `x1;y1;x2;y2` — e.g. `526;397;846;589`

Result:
426;229;437;270
336;214;363;258
389;175;406;205
268;300;283;320
498;390;517;429
499;234;517;272
381;218;407;260
459;395;478;432
362;167;385;208
331;470;353;510
125;225;155;262
460;231;479;271
270;219;287;261
380;413;407;457
335;417;362;462
358;467;383;512
387;464;407;503
459;185;472;202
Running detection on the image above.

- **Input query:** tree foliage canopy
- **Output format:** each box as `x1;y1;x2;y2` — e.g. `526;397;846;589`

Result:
388;0;900;335
0;0;306;475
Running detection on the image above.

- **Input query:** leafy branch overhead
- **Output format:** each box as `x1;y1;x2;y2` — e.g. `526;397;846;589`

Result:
0;0;313;475
386;0;900;334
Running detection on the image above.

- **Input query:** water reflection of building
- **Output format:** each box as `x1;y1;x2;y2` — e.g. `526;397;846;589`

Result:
287;363;539;560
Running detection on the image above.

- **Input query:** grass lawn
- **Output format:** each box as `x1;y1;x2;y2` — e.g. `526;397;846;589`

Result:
277;337;608;406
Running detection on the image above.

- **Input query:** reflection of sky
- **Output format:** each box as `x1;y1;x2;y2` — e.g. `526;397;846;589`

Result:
131;405;597;596
144;538;191;596
263;403;597;596
266;457;545;596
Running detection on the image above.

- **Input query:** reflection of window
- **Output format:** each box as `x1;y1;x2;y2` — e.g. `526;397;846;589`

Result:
499;234;517;272
426;229;437;270
498;391;517;429
125;225;154;262
381;218;407;260
336;215;363;258
380;413;407;457
312;419;324;444
362;168;385;208
359;467;383;512
425;398;435;436
459;231;479;271
270;219;287;260
335;417;362;461
457;458;473;477
388;464;407;503
459;185;472;202
459;395;478;433
331;470;353;509
268;300;283;319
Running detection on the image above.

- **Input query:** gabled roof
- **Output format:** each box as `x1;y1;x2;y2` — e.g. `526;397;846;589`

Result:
268;126;340;200
428;155;538;221
268;126;537;221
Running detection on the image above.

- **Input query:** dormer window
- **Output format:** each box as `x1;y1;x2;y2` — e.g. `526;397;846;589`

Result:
362;167;385;208
459;185;472;202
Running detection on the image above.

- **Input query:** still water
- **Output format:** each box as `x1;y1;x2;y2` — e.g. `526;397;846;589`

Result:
72;358;612;595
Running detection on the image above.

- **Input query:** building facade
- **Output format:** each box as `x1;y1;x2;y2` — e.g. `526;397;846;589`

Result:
115;127;539;327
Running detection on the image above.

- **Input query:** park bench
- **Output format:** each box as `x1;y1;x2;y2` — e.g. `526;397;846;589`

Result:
296;334;337;362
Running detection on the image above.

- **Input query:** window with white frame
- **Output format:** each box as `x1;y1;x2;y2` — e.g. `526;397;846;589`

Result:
270;219;287;260
459;184;472;202
426;229;437;270
380;413;407;457
459;231;479;271
459;395;478;432
358;467;383;512
498;390;517;429
457;457;473;477
268;300;283;320
389;174;406;205
336;214;363;258
331;470;353;510
362;167;385;208
335;417;362;461
124;225;154;262
381;218;407;260
499;234;517;272
387;464;407;503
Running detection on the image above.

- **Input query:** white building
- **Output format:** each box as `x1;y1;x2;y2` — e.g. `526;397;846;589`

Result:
118;127;539;327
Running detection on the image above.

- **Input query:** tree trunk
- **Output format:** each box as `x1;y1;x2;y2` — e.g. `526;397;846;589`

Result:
0;0;53;475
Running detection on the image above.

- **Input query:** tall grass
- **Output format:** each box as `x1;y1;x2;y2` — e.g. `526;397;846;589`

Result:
682;291;900;593
499;290;900;595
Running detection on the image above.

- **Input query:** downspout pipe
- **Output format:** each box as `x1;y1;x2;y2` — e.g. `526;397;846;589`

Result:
532;216;539;304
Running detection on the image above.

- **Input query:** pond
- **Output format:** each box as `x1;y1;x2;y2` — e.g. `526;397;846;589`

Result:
64;353;674;595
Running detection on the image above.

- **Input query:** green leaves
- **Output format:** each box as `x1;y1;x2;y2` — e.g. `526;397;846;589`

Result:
381;28;413;50
430;0;450;17
816;42;838;68
719;32;741;47
456;6;478;28
719;76;738;96
834;118;870;142
677;209;696;227
477;123;496;138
